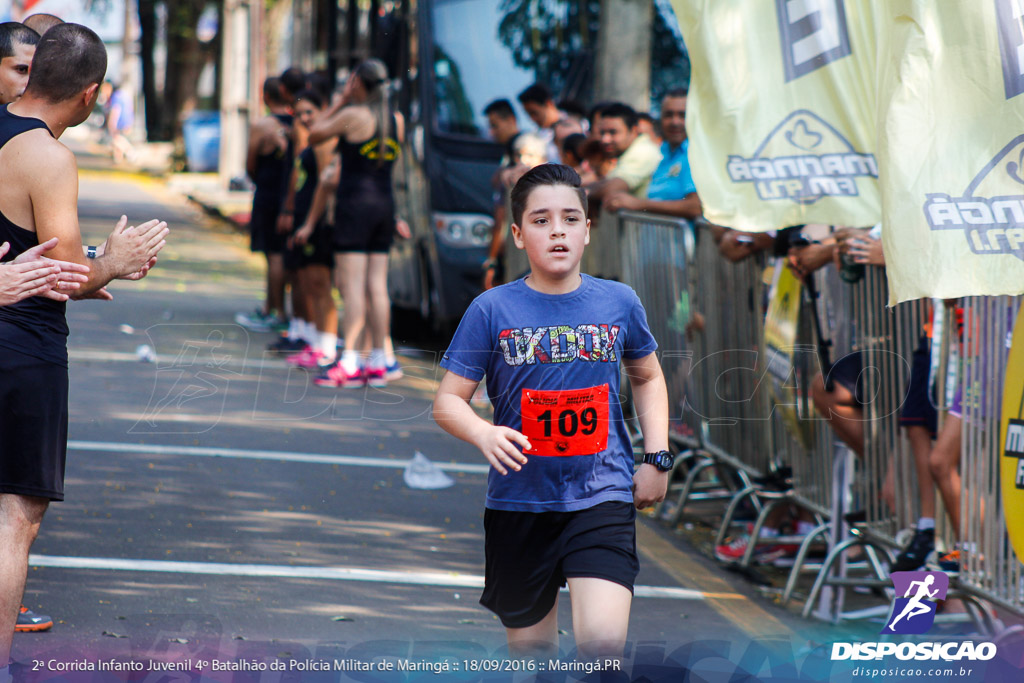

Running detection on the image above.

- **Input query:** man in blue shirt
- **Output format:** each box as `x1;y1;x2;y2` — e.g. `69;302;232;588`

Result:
605;89;702;219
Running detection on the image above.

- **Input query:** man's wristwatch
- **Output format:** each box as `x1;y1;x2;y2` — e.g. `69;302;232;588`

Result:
642;450;675;472
86;245;98;259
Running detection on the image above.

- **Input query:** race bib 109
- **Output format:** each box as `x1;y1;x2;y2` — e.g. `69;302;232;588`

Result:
520;384;609;456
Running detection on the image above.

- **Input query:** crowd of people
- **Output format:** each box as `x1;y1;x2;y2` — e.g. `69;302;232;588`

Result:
235;61;405;388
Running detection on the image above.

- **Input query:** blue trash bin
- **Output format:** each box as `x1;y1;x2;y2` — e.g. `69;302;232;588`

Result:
182;111;220;172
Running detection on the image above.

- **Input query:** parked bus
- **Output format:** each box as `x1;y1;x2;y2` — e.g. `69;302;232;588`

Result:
327;0;689;330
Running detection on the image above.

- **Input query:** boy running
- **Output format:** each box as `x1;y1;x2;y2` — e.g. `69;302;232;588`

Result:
433;164;671;663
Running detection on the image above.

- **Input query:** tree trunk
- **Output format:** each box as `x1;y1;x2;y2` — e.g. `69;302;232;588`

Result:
163;0;208;147
594;0;652;110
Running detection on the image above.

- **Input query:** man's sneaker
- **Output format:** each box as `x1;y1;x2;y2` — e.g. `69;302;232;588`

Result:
365;365;387;388
235;309;283;333
15;605;53;632
384;358;403;381
891;528;935;572
268;336;307;354
314;362;365;388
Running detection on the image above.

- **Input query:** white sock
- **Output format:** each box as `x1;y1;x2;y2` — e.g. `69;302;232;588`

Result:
369;348;386;368
758;526;779;538
304;320;318;344
287;317;302;341
317;332;338;359
797;521;816;535
341;350;360;373
917;517;935;531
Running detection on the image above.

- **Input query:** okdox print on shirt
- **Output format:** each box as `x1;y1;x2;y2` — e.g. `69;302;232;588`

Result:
497;325;620;366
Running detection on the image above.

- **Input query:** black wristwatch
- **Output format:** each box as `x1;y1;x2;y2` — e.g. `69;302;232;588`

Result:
642;450;674;472
86;245;98;259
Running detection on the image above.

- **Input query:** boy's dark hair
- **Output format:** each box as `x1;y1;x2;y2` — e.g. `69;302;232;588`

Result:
518;83;552;107
484;98;516;119
280;67;305;98
599;102;638;129
24;23;105;104
0;22;39;59
557;98;586;120
561;132;587;160
294;88;324;109
262;76;288;106
510;163;588;227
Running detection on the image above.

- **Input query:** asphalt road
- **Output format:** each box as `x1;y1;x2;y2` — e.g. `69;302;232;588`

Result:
9;166;1015;683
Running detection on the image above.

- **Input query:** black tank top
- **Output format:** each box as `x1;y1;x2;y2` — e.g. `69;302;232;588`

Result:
292;146;318;226
337;113;398;202
0;105;67;367
251;112;294;211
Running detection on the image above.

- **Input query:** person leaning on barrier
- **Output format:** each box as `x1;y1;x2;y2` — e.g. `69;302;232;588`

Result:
604;90;702;220
586;102;661;206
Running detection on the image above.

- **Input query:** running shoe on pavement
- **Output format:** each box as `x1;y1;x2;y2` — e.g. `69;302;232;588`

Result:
365;365;387;388
715;525;797;564
384;358;403;381
234;308;284;333
891;528;934;572
286;348;331;369
268;336;308;354
314;361;365;388
15;605;52;632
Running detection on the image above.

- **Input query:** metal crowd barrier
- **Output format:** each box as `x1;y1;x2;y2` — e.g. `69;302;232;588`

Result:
957;295;1024;629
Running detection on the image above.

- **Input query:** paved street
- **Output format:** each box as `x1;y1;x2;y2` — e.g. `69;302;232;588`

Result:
11;165;886;681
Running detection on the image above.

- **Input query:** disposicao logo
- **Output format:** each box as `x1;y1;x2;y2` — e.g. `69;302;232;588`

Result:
830;571;998;663
883;571;948;635
726;110;878;205
923;134;1024;261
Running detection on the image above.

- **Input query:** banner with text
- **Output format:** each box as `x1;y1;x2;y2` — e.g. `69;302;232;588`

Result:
875;0;1024;303
670;0;882;232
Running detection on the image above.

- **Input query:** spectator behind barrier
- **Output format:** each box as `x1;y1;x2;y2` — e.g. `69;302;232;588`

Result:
586;102;661;207
482;98;522;289
517;83;565;162
604;89;702;220
637;112;661;146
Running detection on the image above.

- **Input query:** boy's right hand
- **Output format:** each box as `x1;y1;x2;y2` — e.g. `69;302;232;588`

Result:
474;425;530;476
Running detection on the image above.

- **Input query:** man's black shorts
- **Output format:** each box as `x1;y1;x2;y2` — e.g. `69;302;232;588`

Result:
0;349;69;501
284;221;335;271
899;337;938;436
481;501;639;629
825;351;868;406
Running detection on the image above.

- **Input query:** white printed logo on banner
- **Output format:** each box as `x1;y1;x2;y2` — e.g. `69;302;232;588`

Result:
995;0;1024;99
775;0;852;81
923;134;1024;260
726;110;878;204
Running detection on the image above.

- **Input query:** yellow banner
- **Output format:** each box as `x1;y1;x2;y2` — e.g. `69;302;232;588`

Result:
1001;302;1024;561
764;264;812;448
876;0;1024;303
670;0;881;232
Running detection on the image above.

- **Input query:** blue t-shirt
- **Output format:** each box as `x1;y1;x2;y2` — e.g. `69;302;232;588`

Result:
646;139;696;201
440;275;658;512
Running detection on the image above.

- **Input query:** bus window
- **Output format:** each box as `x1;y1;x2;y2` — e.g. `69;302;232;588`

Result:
430;0;599;138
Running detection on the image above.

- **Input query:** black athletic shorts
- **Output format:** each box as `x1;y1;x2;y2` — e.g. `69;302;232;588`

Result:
481;501;639;629
334;199;396;254
250;203;288;255
284;221;335;271
0;349;69;501
825;351;868;406
899;337;938;436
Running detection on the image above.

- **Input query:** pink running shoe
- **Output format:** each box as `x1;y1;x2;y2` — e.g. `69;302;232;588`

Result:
287;348;331;369
314;362;365;388
365;365;387;388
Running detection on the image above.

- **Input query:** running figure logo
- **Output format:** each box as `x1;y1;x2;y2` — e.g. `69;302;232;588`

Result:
883;571;950;635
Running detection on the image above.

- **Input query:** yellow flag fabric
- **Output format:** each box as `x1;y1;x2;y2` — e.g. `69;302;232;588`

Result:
876;0;1024;304
670;0;881;232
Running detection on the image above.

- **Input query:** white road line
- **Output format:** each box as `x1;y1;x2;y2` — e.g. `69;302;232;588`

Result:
27;554;707;601
67;440;491;474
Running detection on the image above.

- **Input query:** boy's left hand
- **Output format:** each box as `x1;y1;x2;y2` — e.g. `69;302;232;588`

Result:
632;464;669;509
